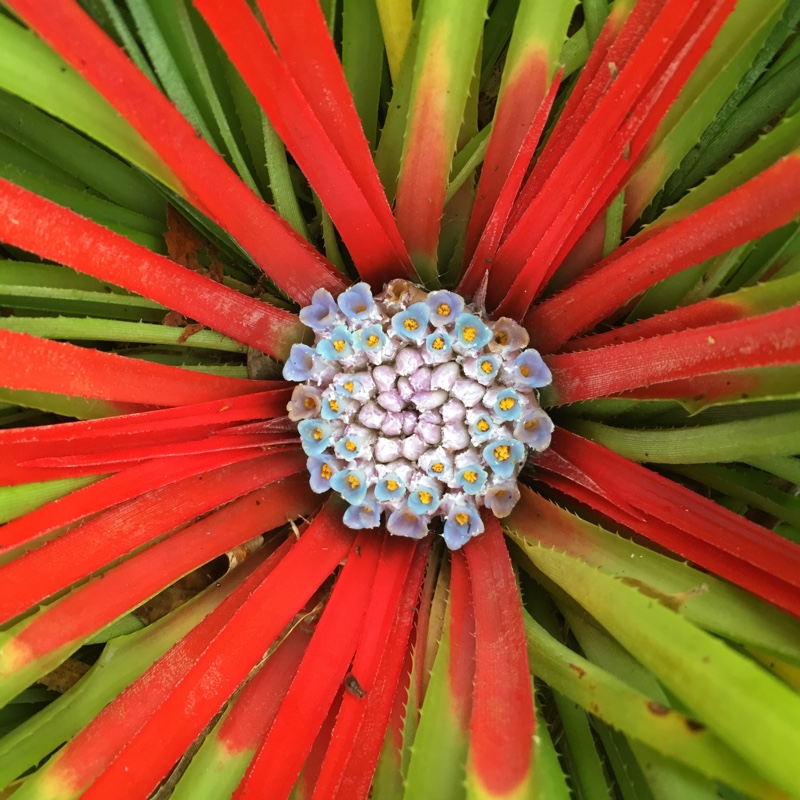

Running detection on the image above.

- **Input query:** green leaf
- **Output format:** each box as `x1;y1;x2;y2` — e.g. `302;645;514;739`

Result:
0;571;246;790
522;609;787;798
0;13;181;194
403;576;468;800
343;0;384;149
523;544;800;796
0;316;243;353
566;412;800;464
0;475;101;525
507;488;800;666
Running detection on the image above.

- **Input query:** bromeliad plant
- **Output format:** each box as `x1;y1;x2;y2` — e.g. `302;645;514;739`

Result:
0;0;799;798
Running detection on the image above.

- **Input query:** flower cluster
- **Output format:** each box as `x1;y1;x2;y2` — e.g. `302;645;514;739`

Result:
284;280;553;549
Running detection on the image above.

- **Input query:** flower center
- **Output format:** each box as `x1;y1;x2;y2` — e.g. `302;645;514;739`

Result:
285;280;554;550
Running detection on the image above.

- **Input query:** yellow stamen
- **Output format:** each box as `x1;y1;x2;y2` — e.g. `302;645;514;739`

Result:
333;339;346;353
437;303;451;317
329;399;339;412
524;419;540;430
320;463;332;479
494;445;511;461
366;334;379;347
462;326;477;343
304;397;316;409
480;360;494;374
386;479;399;491
455;512;469;525
499;397;516;411
519;364;531;377
494;331;508;346
363;505;373;513
312;427;323;441
463;471;478;483
432;336;445;351
404;318;419;331
431;462;444;473
343;381;354;393
356;304;367;313
347;475;361;489
345;440;357;452
477;419;490;432
418;491;433;505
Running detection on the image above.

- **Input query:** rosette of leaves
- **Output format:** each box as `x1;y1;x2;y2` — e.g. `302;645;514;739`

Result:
0;1;799;799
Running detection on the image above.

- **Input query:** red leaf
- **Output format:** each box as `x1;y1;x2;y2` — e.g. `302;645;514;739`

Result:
448;549;475;730
34;538;294;797
217;625;312;756
0;451;306;624
75;500;354;800
232;531;381;800
527;152;800;352
464;515;536;795
541;429;800;618
0;449;270;551
255;0;413;287
194;0;412;289
490;0;735;318
0;330;265;407
459;70;562;297
5;0;346;304
316;537;428;800
545;305;800;404
0;179;304;360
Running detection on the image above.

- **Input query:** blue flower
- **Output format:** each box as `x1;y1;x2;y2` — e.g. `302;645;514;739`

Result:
334;432;366;461
468;413;494;443
408;485;441;515
482;438;525;479
454;313;492;349
354;324;387;353
297;419;331;456
425;290;464;326
455;464;488;495
493;388;522;422
317;326;354;361
512;349;552;388
320;394;346;420
391;302;430;340
375;474;406;502
473;354;499;384
514;409;554;451
330;467;368;504
443;505;484;549
342;493;381;529
337;282;374;320
425;330;453;357
299;288;340;331
333;374;361;397
386;507;429;539
282;343;318;382
307;455;338;493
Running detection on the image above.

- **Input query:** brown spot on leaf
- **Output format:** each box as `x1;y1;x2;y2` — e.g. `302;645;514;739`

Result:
647;701;670;716
568;663;586;679
620;577;707;611
686;718;706;732
177;323;204;343
162;310;187;328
